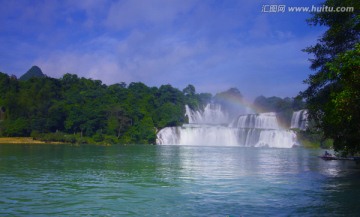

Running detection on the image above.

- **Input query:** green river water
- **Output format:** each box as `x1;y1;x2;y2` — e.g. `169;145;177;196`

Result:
1;144;360;216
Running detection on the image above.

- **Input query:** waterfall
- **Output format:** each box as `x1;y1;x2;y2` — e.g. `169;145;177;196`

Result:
157;104;299;148
230;113;280;129
229;112;297;148
156;125;239;146
291;110;308;130
185;104;228;124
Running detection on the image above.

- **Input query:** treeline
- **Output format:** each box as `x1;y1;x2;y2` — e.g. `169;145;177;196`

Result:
0;71;210;144
0;68;309;145
254;95;306;128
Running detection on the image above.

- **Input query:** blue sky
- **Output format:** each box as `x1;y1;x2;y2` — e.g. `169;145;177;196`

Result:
0;0;326;99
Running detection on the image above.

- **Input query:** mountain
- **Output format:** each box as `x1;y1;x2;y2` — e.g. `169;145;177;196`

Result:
19;66;46;81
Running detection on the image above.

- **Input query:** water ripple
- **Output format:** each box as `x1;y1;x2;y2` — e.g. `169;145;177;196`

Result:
1;145;360;216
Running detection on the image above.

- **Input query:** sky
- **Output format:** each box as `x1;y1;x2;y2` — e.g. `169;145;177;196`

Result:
0;0;326;99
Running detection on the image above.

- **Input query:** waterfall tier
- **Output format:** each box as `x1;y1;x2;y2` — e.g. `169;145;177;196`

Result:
185;104;228;125
291;110;308;131
157;104;300;148
230;112;280;129
156;125;297;148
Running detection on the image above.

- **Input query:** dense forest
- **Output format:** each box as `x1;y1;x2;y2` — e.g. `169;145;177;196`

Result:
0;67;211;144
0;67;304;145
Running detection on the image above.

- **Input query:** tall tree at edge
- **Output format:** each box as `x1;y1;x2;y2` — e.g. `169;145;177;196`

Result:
301;0;360;154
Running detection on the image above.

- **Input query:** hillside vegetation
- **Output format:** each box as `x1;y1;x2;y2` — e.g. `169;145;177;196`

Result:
0;71;210;144
0;68;307;145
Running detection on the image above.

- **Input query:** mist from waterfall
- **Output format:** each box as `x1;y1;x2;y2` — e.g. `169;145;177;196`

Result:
185;104;229;125
157;104;300;148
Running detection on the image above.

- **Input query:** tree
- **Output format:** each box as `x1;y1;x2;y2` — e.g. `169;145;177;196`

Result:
301;0;360;154
137;115;156;144
2;118;30;136
183;84;195;96
106;106;132;138
0;69;214;144
156;84;184;105
154;102;184;128
319;45;360;154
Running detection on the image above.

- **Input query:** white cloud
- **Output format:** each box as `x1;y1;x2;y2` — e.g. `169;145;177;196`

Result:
1;0;323;99
35;51;133;84
34;28;317;99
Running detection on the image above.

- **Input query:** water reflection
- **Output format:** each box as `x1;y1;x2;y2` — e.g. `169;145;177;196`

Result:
159;146;315;181
1;144;360;216
155;145;360;216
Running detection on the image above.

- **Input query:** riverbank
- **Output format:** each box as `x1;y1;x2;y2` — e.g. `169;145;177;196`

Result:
0;137;61;144
0;137;116;146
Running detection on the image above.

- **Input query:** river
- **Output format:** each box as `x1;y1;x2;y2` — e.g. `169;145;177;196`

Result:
1;144;360;216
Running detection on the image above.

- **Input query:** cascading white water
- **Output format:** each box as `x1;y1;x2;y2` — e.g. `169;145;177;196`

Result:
163;104;237;146
230;113;280;129
185;104;228;124
157;104;299;148
156;125;239;146
229;112;297;148
291;110;308;130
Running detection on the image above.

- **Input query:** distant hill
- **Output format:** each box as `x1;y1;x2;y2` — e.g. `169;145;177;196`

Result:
19;66;46;81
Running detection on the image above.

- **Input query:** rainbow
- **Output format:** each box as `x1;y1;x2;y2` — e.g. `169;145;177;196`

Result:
214;94;292;129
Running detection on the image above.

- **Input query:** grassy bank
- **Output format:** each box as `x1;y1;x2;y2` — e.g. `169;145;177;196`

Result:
0;137;57;144
0;131;122;146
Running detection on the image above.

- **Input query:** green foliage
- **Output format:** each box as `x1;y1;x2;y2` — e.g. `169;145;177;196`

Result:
183;84;211;111
2;118;30;136
317;45;360;154
297;130;333;149
301;0;360;154
136;115;156;144
92;133;104;142
0;69;212;144
183;84;196;96
155;102;184;128
103;135;119;145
